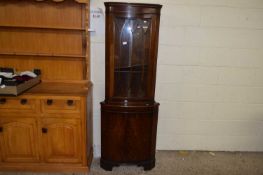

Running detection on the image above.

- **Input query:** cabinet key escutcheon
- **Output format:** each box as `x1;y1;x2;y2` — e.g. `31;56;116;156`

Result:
47;99;53;106
0;127;3;132
20;99;28;105
67;100;74;106
42;128;48;133
0;98;6;104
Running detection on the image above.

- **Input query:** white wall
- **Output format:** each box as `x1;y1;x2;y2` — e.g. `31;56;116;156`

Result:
90;0;263;157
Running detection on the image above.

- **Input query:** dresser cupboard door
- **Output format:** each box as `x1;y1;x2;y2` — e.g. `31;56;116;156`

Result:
0;118;39;163
40;118;82;163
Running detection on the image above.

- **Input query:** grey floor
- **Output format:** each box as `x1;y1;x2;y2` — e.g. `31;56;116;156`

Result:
1;151;263;175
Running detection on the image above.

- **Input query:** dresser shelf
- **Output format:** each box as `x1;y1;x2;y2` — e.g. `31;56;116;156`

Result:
25;82;91;96
0;25;85;31
0;52;86;59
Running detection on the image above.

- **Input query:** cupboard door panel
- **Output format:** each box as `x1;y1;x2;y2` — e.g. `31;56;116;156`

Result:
0;118;39;163
41;118;82;163
101;110;156;162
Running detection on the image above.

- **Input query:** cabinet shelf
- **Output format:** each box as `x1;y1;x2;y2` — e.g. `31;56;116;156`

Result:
0;25;85;32
25;81;91;96
115;65;148;72
114;71;146;73
0;52;86;59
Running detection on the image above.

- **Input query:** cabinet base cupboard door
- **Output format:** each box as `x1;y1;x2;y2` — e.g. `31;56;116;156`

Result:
101;2;162;171
0;118;39;163
41;118;82;163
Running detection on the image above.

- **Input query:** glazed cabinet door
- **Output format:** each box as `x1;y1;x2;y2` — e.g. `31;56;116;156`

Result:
0;118;39;163
40;118;82;163
112;17;153;99
106;12;160;101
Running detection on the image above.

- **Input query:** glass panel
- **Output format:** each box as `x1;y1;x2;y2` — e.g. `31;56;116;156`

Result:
114;17;151;98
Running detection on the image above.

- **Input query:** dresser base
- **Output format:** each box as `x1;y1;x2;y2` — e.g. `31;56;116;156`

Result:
0;164;89;173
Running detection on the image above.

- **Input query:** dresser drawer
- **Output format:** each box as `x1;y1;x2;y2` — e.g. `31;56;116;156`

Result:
0;97;37;114
41;98;81;114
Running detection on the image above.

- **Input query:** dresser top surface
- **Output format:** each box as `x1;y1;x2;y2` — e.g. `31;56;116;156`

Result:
23;82;91;96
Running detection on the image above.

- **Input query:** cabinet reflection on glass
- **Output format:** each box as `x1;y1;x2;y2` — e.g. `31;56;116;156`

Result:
114;18;151;98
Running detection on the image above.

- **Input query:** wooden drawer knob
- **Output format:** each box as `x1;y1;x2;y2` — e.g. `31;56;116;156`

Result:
0;98;6;105
0;127;3;133
42;128;48;133
47;99;53;106
67;100;74;106
20;99;28;105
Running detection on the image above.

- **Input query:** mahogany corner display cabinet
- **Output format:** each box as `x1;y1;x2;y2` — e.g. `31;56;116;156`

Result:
0;0;93;173
100;2;162;171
